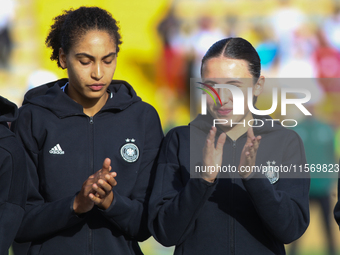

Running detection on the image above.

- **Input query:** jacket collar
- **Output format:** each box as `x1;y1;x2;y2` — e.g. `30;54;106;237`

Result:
0;96;18;138
22;79;141;118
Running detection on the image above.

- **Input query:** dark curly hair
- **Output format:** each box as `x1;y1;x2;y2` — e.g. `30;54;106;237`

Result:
45;6;122;68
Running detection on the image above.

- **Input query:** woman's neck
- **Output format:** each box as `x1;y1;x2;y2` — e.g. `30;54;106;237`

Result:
223;112;253;141
82;93;109;116
67;86;109;117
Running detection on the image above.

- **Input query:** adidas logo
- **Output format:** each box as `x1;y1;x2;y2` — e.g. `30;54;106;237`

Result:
49;144;65;155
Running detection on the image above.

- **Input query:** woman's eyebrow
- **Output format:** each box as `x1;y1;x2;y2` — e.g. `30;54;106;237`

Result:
203;80;243;85
102;52;116;59
75;53;94;59
202;80;216;85
74;52;116;59
226;80;242;84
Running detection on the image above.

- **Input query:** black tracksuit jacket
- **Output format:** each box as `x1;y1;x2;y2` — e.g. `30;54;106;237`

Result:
148;113;310;255
334;160;340;228
0;96;27;254
11;79;163;255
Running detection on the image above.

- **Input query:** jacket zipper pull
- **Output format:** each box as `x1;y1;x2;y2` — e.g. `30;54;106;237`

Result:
89;116;94;124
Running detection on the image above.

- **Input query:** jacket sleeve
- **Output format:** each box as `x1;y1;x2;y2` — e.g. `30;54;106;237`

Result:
99;106;163;241
11;108;85;243
242;131;310;244
0;144;27;254
334;162;340;227
148;128;217;247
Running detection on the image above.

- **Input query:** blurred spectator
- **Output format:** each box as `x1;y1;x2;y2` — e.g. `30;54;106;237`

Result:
189;16;225;78
0;0;15;69
255;26;278;72
323;5;340;52
313;30;340;79
157;7;188;96
270;0;306;65
270;1;319;78
276;24;318;78
312;29;340;93
156;7;191;132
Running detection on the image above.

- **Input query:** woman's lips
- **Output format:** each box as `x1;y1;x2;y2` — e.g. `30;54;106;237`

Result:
88;84;104;91
216;109;232;115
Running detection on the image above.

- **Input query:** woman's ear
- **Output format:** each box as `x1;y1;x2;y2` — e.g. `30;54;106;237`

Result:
254;76;265;96
59;48;67;69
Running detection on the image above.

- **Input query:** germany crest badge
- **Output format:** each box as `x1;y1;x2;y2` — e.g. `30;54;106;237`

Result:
265;161;279;184
120;138;139;163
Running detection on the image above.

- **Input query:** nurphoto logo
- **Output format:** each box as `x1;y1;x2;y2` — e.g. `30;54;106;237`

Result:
197;82;312;128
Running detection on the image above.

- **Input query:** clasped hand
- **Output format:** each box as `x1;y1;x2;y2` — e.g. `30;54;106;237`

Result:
73;158;117;214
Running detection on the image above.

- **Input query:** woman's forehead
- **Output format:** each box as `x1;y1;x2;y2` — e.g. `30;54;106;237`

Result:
70;30;116;55
202;57;252;80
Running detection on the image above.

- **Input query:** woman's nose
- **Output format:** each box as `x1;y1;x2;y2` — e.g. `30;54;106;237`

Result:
91;63;104;80
219;88;232;105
